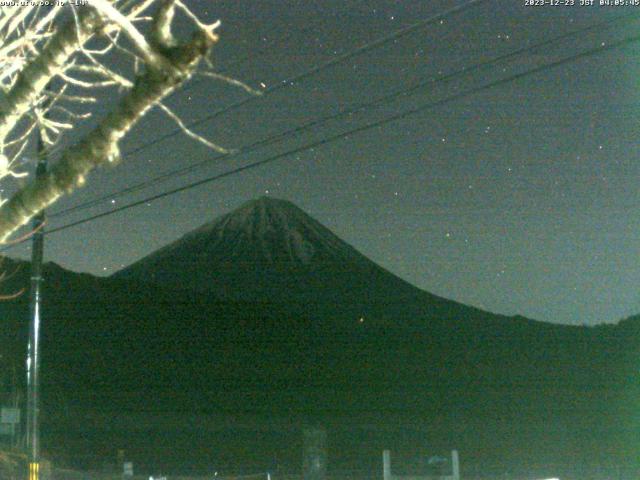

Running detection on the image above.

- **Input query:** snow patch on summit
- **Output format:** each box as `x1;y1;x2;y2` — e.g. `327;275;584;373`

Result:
289;229;315;265
114;196;378;283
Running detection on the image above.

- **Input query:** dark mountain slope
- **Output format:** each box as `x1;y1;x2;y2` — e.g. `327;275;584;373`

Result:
0;198;636;477
113;197;464;312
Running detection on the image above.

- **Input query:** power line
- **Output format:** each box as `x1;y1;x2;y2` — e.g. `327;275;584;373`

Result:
49;12;640;219
118;0;489;158
150;21;320;104
30;32;640;242
39;13;322;163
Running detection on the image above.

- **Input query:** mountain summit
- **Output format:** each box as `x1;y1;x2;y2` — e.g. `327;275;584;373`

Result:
1;199;636;477
114;196;430;303
170;196;371;267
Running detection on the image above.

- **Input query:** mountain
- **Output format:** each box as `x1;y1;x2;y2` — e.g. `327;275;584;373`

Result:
114;196;434;304
113;196;505;330
0;198;637;478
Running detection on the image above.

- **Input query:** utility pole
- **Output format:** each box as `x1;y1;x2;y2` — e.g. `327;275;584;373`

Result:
26;120;48;480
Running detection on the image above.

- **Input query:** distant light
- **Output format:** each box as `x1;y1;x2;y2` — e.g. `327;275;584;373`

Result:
359;317;364;323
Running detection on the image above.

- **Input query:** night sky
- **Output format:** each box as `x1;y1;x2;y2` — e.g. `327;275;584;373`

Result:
6;0;640;326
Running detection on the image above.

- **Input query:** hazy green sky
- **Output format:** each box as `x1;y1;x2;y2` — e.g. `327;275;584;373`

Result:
8;1;640;325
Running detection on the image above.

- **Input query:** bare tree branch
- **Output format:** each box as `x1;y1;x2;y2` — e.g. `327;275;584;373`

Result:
0;1;245;243
0;7;103;146
0;13;219;241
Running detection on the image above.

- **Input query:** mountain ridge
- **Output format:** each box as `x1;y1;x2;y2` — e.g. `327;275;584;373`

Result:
113;197;459;310
0;198;636;477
